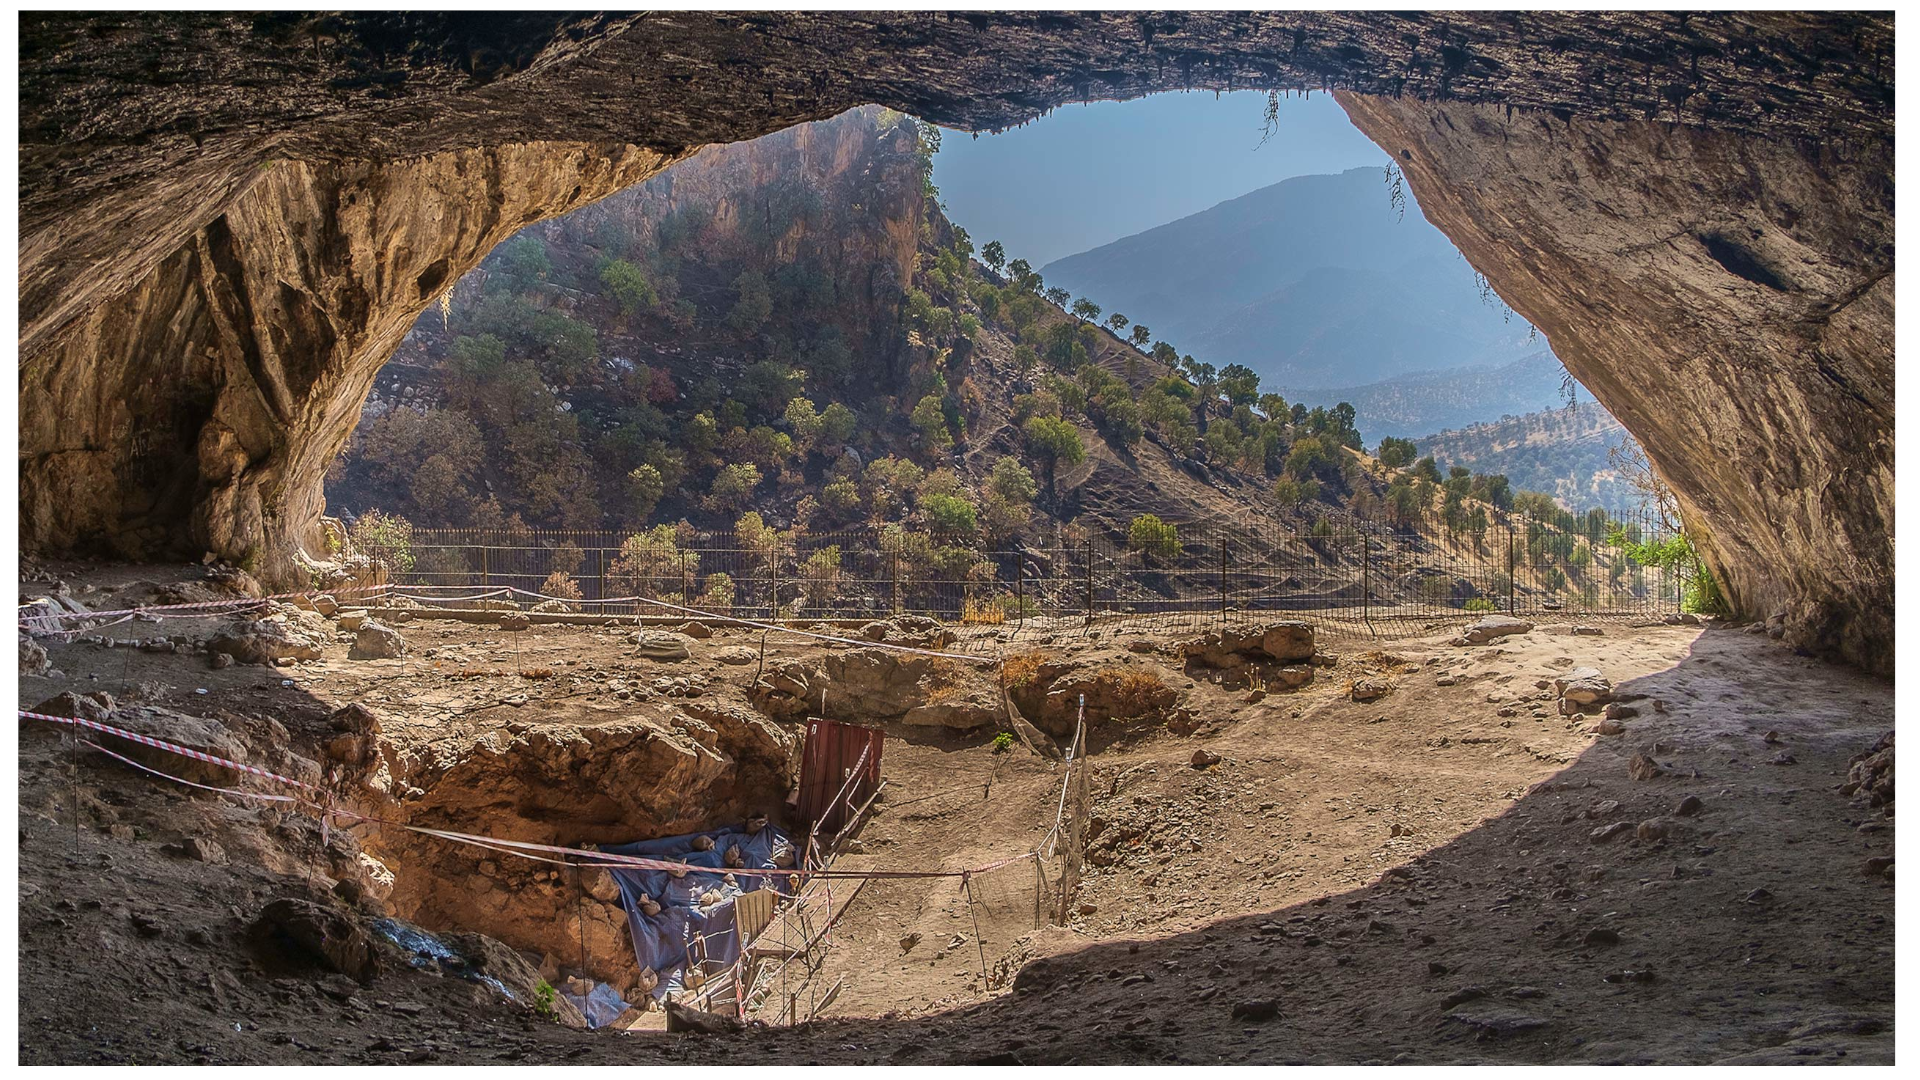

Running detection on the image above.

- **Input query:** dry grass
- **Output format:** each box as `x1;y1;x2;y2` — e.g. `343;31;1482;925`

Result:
960;596;1007;625
1000;649;1052;690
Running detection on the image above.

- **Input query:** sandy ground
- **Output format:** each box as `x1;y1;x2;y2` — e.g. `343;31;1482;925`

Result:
16;562;1894;1064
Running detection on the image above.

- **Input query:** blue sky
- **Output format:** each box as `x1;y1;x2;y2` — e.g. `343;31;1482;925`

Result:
931;91;1391;267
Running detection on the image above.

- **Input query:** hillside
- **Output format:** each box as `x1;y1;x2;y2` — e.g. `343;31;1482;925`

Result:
1037;166;1547;391
1416;405;1639;515
328;107;1425;555
1291;352;1591;440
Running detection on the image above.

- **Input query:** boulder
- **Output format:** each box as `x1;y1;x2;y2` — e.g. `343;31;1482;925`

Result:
1555;667;1613;706
529;599;574;614
1179;620;1315;668
249;898;378;978
209;610;332;664
337;609;369;631
1257;621;1316;661
312;593;339;617
665;999;743;1035
678;621;713;639
349;620;407;660
92;705;250;786
31;690;116;725
1454;615;1535;645
1350;677;1391;703
632;631;693;661
19;634;50;676
713;645;758;666
498;611;531;631
901;691;1002;731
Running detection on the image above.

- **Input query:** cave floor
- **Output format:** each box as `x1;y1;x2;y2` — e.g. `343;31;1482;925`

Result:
16;562;1894;1064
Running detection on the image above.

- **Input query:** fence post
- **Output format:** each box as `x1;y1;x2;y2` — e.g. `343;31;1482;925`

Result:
890;550;900;617
599;547;607;602
682;549;692;611
481;543;490;588
1015;554;1025;629
768;546;779;621
1218;538;1228;628
1507;522;1517;614
1361;526;1370;624
1084;541;1095;626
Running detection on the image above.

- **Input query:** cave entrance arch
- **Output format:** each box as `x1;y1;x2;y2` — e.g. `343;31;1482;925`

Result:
15;12;1893;672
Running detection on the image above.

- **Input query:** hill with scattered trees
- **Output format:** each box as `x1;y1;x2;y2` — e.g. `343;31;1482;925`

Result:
1415;405;1640;515
1291;351;1593;440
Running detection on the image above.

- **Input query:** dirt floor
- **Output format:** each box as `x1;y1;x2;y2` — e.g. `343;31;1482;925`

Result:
16;562;1894;1064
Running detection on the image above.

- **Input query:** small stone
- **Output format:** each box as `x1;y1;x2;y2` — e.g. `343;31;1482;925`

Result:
677;621;713;639
1590;821;1633;843
1427;961;1449;977
1744;888;1775;905
1592;718;1626;736
1628;753;1666;781
108;824;135;841
1350;678;1391;703
1190;749;1222;769
1675;795;1704;816
1635;818;1672;842
1231;999;1280;1022
1572;626;1602;636
1440;986;1489;1009
1583;927;1621;947
1604;703;1639;721
209;652;234;670
1862;856;1893;878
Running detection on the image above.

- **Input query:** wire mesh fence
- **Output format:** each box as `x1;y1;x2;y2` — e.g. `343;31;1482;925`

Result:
352;507;1692;641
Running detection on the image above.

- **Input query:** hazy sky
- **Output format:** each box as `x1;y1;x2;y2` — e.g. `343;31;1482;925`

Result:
931;91;1391;267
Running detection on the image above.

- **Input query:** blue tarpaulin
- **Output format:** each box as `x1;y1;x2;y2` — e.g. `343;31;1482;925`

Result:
598;825;794;999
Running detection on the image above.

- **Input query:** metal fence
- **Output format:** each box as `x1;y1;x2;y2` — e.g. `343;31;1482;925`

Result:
351;506;1692;639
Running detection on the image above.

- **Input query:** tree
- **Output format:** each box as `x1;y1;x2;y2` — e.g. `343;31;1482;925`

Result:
988;456;1038;506
1285;435;1330;480
1130;324;1152;349
1126;514;1182;560
783;396;824;451
818;402;857;453
1070;298;1102;323
1106;312;1130;336
981;240;1007;275
1023;415;1086;498
1413;456;1443;483
727;270;773;334
598;259;656;316
910;393;954;453
1044;286;1071;308
1273;476;1321;506
1218;363;1261;406
627;464;665;523
1377;436;1418;469
709;463;762;511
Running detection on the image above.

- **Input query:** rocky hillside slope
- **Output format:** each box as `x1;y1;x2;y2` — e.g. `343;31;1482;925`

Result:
1418;405;1637;515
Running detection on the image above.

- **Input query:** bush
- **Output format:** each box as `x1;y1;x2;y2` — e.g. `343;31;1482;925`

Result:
1126;514;1182;559
709;463;762;511
1464;597;1499;612
991;732;1015;754
348;510;416;575
921;492;978;534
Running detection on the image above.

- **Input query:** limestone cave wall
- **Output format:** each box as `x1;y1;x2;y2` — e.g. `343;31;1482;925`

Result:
16;12;1894;671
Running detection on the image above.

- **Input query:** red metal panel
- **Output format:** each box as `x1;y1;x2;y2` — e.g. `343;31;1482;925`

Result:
797;718;884;834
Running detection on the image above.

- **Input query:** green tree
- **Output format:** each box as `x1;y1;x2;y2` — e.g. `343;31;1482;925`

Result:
1045;286;1071;308
727;270;773;334
1217;363;1261;406
1106;312;1130;336
1130;324;1152;349
1070;297;1102;323
1023;415;1086;498
818;402;857;453
783;396;824;451
709;463;762;511
910;393;954;454
981;240;1007;275
1377;436;1418;469
598;259;656;316
627;464;665;523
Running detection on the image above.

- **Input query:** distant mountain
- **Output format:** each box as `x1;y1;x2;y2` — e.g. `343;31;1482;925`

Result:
1416;404;1641;515
1041;166;1547;391
1290;352;1590;441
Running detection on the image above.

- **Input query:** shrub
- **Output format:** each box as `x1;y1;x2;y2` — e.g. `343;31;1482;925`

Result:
1127;514;1182;560
700;572;736;613
921;492;978;535
709;463;762;511
1464;597;1499;612
990;731;1015;754
348;510;415;575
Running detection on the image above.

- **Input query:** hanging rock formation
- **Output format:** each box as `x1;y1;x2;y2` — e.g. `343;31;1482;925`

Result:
17;12;1893;671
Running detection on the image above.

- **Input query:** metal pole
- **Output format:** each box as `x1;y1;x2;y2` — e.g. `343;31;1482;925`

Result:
1218;537;1228;628
1508;522;1517;613
1361;526;1370;624
481;543;489;588
1084;541;1095;626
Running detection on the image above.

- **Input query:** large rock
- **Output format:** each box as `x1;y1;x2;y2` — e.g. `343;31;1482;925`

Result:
349;620;407;660
1180;621;1315;668
1453;615;1535;645
19;634;50;676
89;705;251;786
249;898;378;978
632;631;693;661
901;691;1003;731
1555;667;1614;706
209;610;331;665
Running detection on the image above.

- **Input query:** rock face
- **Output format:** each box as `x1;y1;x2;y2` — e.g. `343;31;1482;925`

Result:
1453;615;1534;646
1338;94;1892;674
16;13;1893;672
